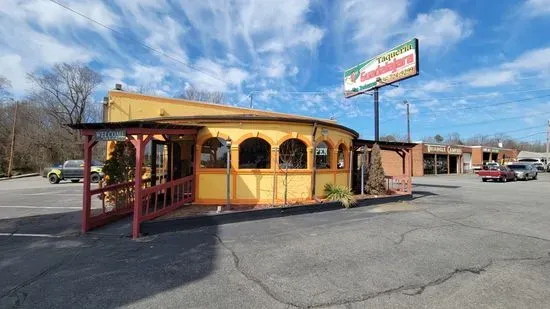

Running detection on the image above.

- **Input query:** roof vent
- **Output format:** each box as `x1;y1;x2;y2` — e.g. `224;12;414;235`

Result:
115;83;122;91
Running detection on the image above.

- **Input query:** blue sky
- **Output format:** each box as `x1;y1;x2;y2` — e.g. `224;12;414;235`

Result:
1;0;550;142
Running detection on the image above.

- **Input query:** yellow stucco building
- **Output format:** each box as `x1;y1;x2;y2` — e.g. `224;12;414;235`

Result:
105;90;358;205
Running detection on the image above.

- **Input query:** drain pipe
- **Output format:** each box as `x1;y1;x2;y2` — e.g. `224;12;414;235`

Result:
311;122;318;199
348;146;353;188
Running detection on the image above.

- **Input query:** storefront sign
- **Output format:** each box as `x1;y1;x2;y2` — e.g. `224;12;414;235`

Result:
95;129;126;141
344;38;419;98
316;148;327;155
426;145;463;155
482;148;500;153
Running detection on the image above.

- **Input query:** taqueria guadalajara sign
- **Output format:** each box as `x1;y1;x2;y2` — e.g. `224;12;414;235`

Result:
344;38;419;98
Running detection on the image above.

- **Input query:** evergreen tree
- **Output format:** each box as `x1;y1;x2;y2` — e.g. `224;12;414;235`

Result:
366;144;386;195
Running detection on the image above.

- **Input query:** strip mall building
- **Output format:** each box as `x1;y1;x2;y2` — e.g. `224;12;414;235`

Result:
406;143;518;176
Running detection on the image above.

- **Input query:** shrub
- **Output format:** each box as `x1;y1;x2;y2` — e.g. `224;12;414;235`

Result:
324;183;356;208
366;143;386;195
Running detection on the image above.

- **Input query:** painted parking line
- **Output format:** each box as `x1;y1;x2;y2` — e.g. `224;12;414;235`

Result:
0;205;81;209
22;191;81;196
0;233;64;238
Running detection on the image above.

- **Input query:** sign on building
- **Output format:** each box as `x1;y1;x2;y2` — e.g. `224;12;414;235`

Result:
426;144;463;155
95;129;126;141
344;38;419;98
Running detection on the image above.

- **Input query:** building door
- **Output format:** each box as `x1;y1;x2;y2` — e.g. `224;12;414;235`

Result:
449;155;458;174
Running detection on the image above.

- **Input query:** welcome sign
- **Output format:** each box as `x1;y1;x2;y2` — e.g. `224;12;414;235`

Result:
344;38;419;98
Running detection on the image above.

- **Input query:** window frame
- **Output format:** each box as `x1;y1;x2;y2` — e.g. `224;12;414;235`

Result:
238;137;272;170
278;138;308;170
337;144;346;170
200;137;229;169
315;141;331;169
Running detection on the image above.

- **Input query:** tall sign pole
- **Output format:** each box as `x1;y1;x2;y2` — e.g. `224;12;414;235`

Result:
344;38;419;141
546;119;549;171
405;100;411;143
7;101;18;178
374;88;380;141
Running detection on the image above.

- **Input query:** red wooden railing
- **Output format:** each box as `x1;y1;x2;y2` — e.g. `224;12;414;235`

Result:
139;175;194;222
385;175;412;194
88;181;135;230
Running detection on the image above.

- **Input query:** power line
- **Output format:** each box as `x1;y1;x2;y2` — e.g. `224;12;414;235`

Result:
381;94;550;124
416;111;550;132
379;87;550;102
513;131;547;140
495;125;543;135
47;0;228;85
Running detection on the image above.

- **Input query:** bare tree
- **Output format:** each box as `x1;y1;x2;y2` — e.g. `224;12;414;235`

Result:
0;76;11;100
380;134;408;142
278;140;307;205
179;85;225;104
27;63;102;134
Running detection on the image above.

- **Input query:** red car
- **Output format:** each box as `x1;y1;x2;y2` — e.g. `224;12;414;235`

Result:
478;166;516;182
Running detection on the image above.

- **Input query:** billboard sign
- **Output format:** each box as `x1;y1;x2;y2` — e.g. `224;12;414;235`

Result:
344;38;419;98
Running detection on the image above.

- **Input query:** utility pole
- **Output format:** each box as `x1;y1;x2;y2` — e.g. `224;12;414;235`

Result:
404;100;411;143
7;101;18;178
546;119;549;171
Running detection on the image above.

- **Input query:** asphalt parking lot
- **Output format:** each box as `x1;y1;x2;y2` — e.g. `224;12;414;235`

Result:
0;174;549;308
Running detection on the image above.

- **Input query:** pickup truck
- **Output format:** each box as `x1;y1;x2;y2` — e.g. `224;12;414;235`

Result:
478;166;516;182
47;160;104;184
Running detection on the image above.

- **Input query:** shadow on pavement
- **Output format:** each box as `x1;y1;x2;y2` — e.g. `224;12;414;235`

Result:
412;190;439;200
0;218;218;309
0;210;81;236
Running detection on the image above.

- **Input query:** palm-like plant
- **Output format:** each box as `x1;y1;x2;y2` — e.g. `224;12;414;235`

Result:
324;183;356;208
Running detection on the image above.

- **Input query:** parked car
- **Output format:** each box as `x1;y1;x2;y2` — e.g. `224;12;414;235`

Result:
507;163;538;180
518;158;547;172
478;165;516;182
47;160;104;184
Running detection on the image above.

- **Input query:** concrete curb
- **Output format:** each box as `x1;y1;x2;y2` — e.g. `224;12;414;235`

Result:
0;173;39;181
140;194;412;236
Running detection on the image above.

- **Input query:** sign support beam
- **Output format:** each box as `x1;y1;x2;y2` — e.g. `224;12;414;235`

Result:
374;88;380;141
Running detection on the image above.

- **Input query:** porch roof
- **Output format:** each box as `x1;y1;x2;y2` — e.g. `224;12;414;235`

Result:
69;120;203;131
353;139;417;151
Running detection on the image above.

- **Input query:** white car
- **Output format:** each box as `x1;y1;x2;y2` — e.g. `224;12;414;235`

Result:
518;158;547;172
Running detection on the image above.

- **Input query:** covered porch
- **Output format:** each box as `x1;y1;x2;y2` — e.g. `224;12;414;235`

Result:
352;139;416;194
72;121;201;238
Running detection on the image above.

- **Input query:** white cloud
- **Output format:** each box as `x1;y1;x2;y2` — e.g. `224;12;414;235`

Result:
461;70;516;87
0;1;95;94
503;47;550;72
264;58;286;78
410;9;473;49
458;46;550;88
20;0;117;31
522;0;550;17
337;0;409;54
420;80;451;92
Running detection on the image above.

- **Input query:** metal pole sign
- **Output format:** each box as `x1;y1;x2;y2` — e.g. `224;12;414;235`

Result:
95;129;126;141
344;38;419;142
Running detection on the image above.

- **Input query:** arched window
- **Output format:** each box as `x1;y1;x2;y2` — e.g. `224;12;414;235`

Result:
279;139;307;169
200;137;228;168
239;137;271;169
315;141;330;169
337;144;345;169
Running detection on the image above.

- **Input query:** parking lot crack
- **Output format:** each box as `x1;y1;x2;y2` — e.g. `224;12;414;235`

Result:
213;234;299;308
422;209;550;242
394;224;455;245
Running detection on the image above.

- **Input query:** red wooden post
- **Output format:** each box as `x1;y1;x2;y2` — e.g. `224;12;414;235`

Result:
132;135;144;239
82;135;93;233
